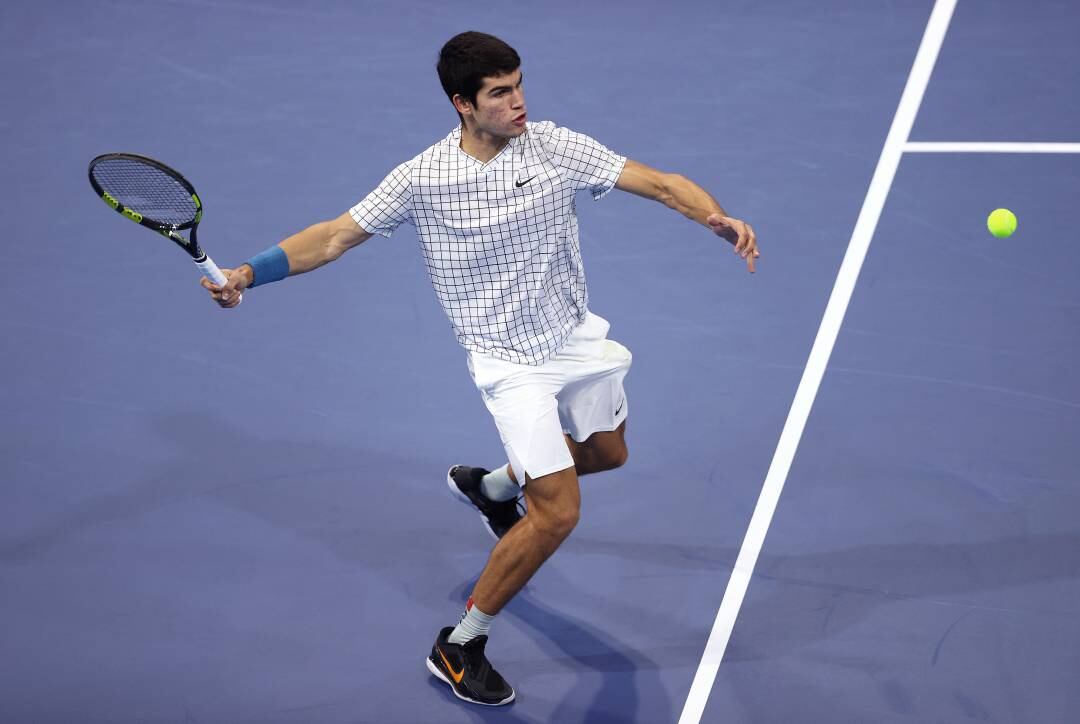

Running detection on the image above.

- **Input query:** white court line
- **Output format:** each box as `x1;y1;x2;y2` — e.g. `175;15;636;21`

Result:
906;142;1080;153
677;1;958;722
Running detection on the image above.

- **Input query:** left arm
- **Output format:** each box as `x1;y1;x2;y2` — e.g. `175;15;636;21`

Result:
615;159;759;273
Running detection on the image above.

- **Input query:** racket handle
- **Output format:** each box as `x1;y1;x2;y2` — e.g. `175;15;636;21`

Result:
195;255;243;304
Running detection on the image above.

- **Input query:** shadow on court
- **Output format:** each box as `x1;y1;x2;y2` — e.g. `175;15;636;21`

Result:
2;409;679;723
0;411;501;723
427;578;668;724
1;411;442;567
564;531;1080;660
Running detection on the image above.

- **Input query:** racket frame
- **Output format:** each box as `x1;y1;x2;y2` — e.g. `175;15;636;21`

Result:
88;152;233;292
88;152;208;258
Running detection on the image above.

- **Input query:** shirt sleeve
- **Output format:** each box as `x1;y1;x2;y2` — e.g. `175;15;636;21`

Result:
349;160;413;237
533;122;627;200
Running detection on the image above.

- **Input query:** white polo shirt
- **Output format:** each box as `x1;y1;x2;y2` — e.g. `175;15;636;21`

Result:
349;121;626;365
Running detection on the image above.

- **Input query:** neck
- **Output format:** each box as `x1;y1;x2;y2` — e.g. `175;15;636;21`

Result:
459;121;510;163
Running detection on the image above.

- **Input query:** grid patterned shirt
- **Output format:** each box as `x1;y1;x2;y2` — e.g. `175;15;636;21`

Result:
349;121;626;365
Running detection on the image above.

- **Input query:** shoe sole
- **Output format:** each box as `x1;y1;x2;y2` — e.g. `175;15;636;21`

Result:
446;466;500;541
426;656;516;706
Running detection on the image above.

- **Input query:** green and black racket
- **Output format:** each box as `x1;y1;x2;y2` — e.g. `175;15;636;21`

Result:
88;153;239;299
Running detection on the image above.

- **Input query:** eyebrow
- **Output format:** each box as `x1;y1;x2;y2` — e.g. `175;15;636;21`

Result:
487;73;524;95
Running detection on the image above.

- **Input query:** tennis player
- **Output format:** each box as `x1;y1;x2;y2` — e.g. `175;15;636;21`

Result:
203;31;758;707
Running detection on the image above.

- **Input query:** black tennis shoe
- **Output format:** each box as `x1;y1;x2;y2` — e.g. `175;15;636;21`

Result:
426;626;515;706
446;465;524;539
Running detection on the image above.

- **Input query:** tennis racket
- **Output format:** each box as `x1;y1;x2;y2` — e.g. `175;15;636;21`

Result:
88;153;240;301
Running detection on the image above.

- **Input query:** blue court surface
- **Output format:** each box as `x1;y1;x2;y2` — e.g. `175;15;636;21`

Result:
2;1;1078;722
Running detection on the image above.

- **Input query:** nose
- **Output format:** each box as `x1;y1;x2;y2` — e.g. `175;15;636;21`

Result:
511;87;525;109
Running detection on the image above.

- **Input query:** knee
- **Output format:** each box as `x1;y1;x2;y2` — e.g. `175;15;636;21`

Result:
599;444;629;471
551;503;580;540
610;444;629;469
533;501;580;542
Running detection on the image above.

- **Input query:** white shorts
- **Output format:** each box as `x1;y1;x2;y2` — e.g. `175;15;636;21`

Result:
467;312;632;481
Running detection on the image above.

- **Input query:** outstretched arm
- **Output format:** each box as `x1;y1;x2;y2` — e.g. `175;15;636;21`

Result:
201;212;373;307
615;159;759;273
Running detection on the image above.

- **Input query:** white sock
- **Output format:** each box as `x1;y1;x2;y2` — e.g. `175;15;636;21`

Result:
447;598;495;645
480;464;519;502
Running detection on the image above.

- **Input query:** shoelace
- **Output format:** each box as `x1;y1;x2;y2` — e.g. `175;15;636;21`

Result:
461;637;493;681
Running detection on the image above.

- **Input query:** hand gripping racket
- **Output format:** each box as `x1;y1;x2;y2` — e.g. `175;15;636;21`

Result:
88;153;240;301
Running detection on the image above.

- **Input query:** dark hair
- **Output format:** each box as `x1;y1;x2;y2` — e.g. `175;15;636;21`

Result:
437;32;521;120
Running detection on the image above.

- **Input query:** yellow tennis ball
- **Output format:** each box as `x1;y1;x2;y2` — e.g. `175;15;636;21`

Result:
987;208;1017;238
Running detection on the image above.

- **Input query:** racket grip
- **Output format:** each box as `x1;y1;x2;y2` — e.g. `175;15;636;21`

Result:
196;255;243;304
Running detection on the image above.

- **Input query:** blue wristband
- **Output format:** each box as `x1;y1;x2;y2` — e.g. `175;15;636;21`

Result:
245;246;289;288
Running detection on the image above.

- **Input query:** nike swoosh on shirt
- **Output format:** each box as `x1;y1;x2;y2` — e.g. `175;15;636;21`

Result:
515;176;536;188
438;648;465;683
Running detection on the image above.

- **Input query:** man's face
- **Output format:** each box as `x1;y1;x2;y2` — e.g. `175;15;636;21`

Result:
462;69;527;137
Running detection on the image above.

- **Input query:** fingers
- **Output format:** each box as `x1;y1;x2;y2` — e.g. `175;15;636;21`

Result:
220;269;252;306
709;215;738;248
710;215;760;273
201;267;245;308
744;231;760;274
202;278;228;306
734;222;751;256
220;281;242;305
709;215;748;250
729;220;756;258
218;279;246;307
218;292;243;309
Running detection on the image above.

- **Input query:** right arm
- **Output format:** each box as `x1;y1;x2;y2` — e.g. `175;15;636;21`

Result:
203;212;372;307
250;211;372;280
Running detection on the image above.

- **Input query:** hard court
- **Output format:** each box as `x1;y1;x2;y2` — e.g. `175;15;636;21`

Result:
2;1;1078;722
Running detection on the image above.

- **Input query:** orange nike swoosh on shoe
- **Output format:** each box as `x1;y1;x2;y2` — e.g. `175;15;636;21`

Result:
438;648;465;683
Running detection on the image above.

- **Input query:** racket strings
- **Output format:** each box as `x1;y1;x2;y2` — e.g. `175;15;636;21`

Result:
91;157;198;227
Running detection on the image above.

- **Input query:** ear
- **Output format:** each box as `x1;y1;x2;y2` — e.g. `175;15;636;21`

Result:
452;94;474;117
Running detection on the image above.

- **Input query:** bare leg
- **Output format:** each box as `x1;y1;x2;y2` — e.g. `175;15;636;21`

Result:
565;420;628;474
469;465;580;614
471;421;629;614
